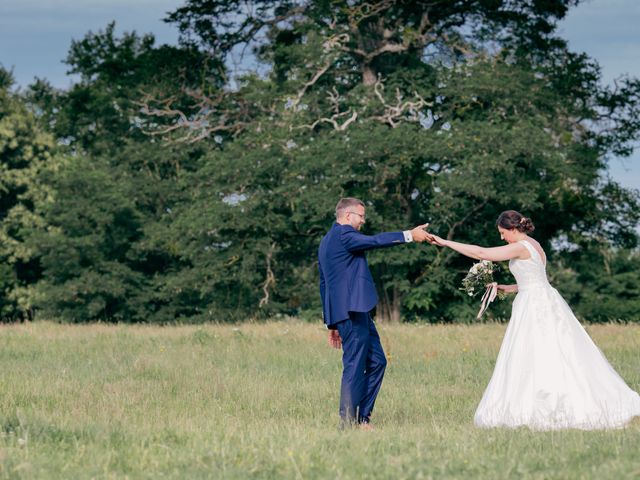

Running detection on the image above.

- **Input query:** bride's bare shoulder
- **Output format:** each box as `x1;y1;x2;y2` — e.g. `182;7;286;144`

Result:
523;236;536;245
525;236;543;249
524;237;547;262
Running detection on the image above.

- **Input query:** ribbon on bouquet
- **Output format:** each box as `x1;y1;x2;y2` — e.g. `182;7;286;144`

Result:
477;282;498;319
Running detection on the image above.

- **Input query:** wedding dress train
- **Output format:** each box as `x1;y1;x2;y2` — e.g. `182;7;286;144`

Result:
474;240;640;430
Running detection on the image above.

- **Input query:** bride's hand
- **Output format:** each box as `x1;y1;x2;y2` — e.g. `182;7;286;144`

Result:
485;282;499;290
428;234;447;247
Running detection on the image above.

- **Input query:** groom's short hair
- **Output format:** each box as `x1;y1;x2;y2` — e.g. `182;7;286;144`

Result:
335;197;365;218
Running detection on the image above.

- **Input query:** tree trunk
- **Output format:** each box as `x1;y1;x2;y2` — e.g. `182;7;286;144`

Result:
362;64;377;86
378;284;401;323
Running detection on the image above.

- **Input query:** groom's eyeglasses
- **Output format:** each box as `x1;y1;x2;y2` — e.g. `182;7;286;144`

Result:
347;211;366;220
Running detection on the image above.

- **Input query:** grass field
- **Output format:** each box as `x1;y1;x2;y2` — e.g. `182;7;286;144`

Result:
1;321;639;479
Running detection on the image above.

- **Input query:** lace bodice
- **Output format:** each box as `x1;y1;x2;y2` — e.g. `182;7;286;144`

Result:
508;240;550;291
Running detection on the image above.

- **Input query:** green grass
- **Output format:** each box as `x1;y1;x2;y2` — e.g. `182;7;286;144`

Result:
1;321;639;479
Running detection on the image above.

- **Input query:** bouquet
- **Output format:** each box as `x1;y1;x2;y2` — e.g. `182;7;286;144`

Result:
460;260;506;319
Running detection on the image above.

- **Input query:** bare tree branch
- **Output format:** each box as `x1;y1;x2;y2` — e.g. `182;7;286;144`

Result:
370;77;433;127
136;89;251;143
289;60;334;109
294;110;358;131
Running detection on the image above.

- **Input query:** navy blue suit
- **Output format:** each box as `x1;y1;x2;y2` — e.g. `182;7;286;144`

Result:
318;223;408;424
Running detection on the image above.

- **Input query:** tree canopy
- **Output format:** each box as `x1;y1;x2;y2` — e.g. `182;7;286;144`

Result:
2;0;640;323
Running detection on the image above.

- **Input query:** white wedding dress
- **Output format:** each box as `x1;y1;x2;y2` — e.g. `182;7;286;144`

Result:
474;239;640;430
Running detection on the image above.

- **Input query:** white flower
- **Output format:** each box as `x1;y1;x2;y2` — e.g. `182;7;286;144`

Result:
222;193;247;206
418;110;434;130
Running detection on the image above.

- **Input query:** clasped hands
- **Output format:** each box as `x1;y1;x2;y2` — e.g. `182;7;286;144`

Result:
410;223;446;246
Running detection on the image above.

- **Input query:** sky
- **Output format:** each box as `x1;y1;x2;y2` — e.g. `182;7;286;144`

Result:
0;0;638;190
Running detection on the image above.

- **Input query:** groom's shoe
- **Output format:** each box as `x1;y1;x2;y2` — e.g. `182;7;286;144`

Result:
358;422;374;432
357;417;374;431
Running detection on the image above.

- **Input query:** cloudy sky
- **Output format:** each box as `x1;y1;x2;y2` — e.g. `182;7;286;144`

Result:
1;0;638;190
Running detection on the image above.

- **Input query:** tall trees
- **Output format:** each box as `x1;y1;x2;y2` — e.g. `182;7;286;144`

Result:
139;0;640;321
3;1;639;322
22;25;213;322
0;68;61;319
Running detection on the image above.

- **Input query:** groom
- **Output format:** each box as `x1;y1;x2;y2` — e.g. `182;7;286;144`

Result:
318;197;430;428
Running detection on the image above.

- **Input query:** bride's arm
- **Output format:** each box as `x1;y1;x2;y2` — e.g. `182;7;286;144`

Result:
430;236;527;261
497;284;518;293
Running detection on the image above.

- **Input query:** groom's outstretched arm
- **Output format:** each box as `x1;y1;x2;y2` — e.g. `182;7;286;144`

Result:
341;223;430;252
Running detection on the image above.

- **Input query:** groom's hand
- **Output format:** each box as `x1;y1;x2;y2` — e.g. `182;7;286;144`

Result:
410;223;430;242
328;330;342;349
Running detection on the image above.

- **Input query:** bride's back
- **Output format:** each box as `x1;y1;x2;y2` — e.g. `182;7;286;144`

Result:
509;239;550;290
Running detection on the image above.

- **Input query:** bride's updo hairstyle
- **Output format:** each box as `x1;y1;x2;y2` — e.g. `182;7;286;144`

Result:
496;210;535;234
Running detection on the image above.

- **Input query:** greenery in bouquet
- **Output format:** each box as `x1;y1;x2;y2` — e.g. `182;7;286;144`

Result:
460;260;507;300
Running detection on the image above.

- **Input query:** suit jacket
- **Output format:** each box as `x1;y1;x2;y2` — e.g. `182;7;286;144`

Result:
318;223;407;328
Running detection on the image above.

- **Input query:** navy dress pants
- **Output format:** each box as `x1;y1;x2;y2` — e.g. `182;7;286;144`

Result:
336;312;387;424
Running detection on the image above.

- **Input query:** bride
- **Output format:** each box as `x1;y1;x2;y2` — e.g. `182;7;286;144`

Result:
428;210;640;430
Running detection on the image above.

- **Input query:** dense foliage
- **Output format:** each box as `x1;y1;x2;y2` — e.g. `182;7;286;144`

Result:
1;0;639;323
